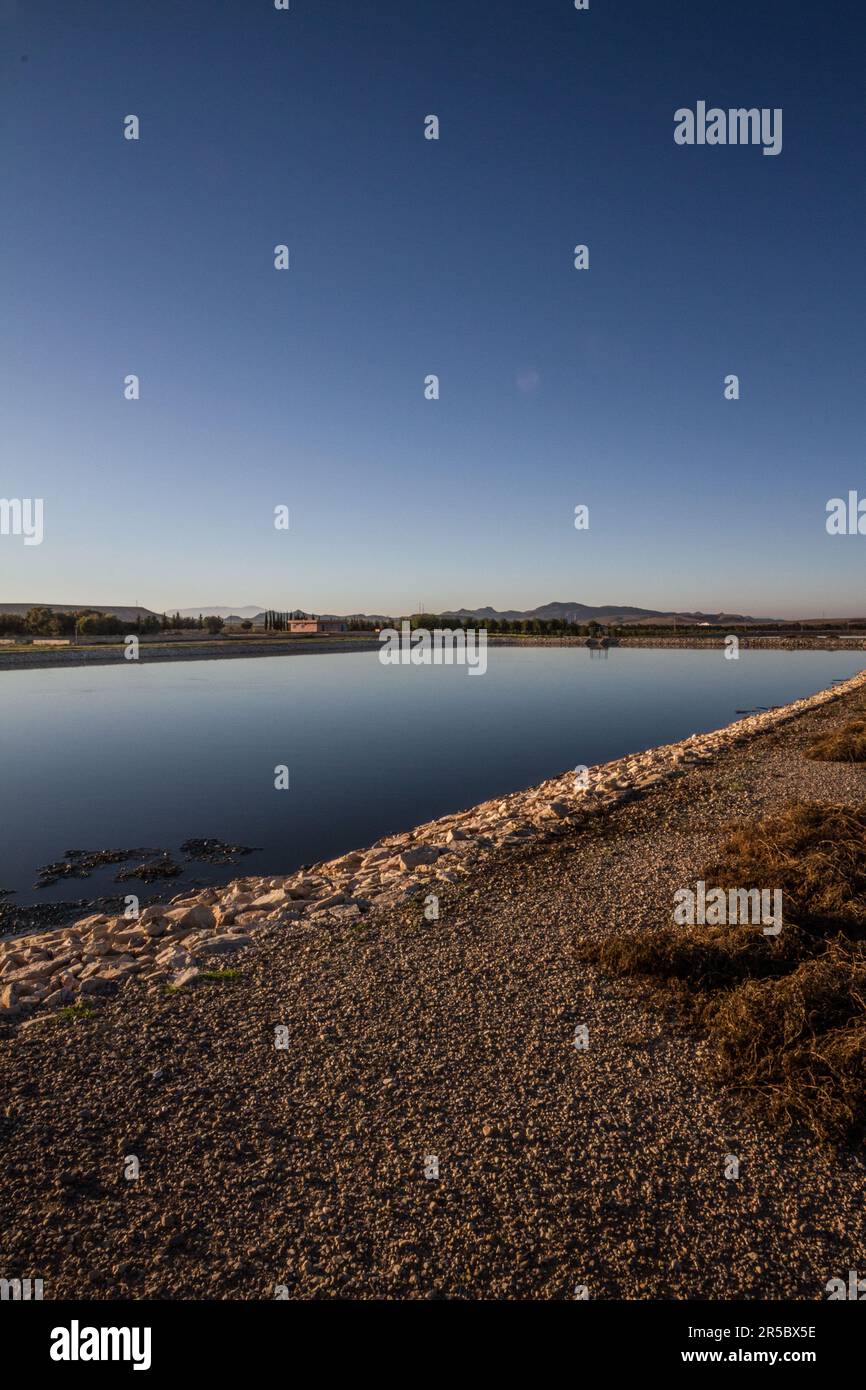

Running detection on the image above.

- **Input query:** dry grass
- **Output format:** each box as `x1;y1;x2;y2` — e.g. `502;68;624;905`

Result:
580;802;866;1142
702;802;866;936
705;941;866;1138
588;920;808;992
807;716;866;762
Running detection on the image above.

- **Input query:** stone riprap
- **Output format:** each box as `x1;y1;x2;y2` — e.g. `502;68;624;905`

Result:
3;667;865;1022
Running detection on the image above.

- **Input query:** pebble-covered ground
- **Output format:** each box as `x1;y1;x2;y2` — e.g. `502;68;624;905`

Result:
1;676;865;1299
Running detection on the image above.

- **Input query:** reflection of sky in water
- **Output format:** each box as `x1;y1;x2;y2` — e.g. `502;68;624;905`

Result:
2;648;863;904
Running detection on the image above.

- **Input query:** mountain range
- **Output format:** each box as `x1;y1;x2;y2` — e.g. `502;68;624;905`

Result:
174;606;263;620
2;600;785;625
171;601;781;625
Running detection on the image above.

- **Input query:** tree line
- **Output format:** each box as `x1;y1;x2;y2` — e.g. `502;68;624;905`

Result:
402;614;608;636
0;608;226;637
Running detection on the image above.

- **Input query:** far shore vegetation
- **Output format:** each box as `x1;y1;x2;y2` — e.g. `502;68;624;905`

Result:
4;606;866;646
0;607;226;638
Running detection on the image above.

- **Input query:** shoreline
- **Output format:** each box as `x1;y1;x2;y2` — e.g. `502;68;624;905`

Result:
4;666;866;1296
4;665;865;1007
0;637;383;672
1;632;864;672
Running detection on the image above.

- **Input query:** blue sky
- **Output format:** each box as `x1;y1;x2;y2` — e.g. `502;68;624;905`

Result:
2;0;864;618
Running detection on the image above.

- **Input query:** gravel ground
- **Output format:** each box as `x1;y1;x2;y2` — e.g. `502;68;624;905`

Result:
2;689;865;1300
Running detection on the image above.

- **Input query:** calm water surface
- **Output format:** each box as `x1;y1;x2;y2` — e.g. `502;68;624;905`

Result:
2;647;863;905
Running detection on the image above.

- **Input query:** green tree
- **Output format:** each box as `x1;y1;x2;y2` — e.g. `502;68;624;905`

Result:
77;611;123;635
25;606;57;634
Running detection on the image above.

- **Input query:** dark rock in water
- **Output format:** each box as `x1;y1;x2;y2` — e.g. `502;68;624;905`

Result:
21;838;258;927
65;848;164;863
33;839;258;890
35;848;166;888
180;838;260;864
116;857;182;883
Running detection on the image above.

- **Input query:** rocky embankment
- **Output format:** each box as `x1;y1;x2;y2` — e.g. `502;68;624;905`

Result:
617;636;866;651
3;668;866;1024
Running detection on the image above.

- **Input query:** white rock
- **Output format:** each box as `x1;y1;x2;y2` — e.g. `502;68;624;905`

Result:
171;967;200;988
250;890;287;909
195;934;251;956
399;845;441;870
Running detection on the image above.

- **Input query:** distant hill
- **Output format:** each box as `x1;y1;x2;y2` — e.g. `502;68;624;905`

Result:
174;606;264;619
0;602;160;622
321;613;394;626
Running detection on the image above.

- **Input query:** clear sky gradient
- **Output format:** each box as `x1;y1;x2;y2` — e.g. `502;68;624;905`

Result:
2;0;864;618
